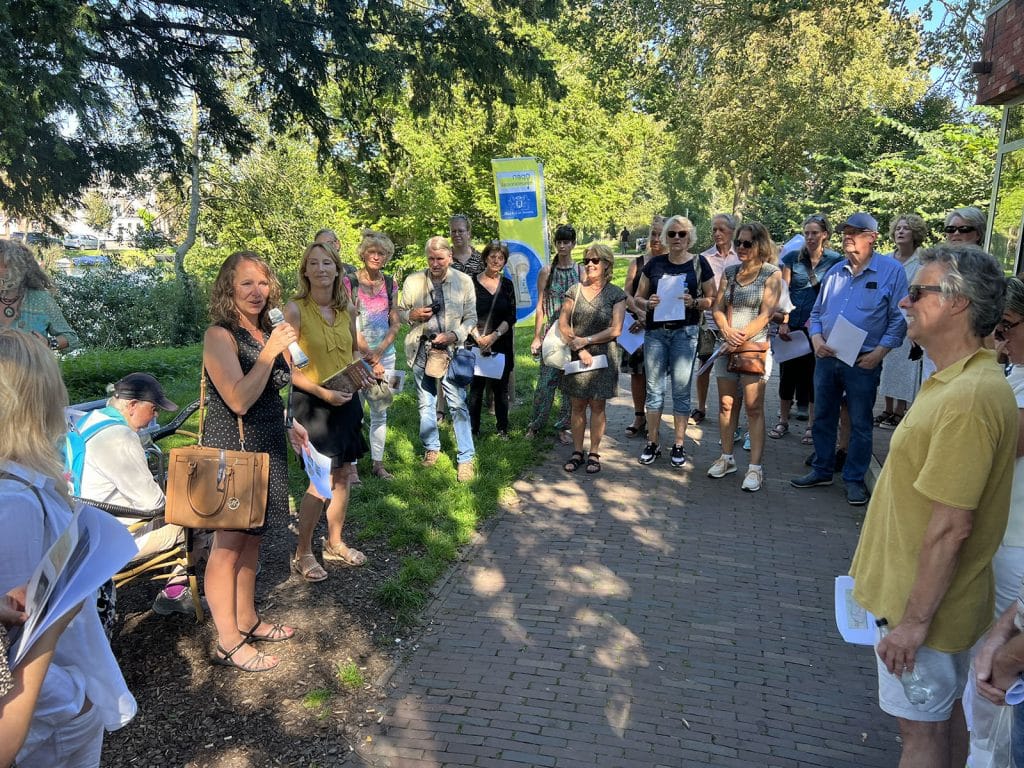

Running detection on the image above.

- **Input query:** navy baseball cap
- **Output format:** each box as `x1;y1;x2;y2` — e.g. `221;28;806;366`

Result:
840;212;878;232
114;373;178;411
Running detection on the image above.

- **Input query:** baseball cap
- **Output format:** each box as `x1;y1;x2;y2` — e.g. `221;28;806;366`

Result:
113;373;178;411
840;212;878;232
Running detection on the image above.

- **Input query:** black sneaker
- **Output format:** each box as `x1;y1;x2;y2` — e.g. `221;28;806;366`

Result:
670;444;687;468
638;442;661;465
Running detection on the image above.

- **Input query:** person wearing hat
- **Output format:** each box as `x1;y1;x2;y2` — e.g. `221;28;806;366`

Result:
76;373;200;615
791;212;908;505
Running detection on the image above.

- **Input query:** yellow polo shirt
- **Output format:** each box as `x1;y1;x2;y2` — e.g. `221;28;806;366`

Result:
850;349;1016;652
295;296;354;385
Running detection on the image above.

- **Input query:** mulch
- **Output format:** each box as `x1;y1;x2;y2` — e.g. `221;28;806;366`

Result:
100;507;412;768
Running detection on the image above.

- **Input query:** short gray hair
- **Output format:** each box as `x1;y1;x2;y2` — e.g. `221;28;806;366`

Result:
918;243;1005;338
424;236;453;257
944;206;987;233
711;213;737;232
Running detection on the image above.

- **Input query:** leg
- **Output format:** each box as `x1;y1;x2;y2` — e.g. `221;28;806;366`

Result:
413;367;440;452
895;717;955;768
840;363;880;484
467;377;485;435
527;363;560;432
668;327;698;446
324;465;356;552
778;357;796;426
696;366;711;413
442;376;476;464
553;371;572;433
717;377;739;454
628;371;646;434
570;397;587;453
294;490;326;557
493;367;511;433
743;377;768;465
811;356;841;475
368;399;390;475
644;328;669;445
589;398;607;455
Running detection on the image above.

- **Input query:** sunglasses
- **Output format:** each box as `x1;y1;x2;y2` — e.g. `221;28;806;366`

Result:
907;284;943;303
995;318;1023;341
665;230;689;239
944;225;977;234
734;239;754;249
581;257;603;265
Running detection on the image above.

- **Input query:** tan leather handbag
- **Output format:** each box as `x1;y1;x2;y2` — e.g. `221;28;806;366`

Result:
164;372;269;530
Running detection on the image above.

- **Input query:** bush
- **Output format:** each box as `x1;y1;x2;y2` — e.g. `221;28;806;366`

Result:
61;345;202;405
52;264;207;348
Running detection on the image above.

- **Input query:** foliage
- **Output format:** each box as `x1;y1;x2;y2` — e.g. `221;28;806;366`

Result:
82;191;113;232
61;344;202;406
336;662;365;690
0;0;564;219
52;265;207;349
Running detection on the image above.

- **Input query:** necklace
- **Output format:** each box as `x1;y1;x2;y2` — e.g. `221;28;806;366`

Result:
0;292;20;319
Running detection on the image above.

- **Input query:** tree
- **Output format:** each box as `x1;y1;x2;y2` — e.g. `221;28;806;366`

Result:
0;0;564;218
82;190;113;232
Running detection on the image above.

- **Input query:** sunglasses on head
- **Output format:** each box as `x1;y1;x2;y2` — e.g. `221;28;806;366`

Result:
995;318;1023;341
582;257;603;265
734;238;754;249
944;225;976;234
907;284;943;303
665;230;689;239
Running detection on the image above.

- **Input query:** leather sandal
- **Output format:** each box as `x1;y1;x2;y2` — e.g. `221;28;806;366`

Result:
625;412;644;438
291;553;328;583
212;638;279;672
564;451;585;472
768;422;789;439
241;617;295;643
873;410;894;426
586;453;601;474
321;537;367;567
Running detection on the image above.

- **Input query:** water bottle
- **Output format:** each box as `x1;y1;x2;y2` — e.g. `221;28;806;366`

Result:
875;618;933;704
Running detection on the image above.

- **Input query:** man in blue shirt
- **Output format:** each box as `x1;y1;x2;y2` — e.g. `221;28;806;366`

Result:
792;212;908;505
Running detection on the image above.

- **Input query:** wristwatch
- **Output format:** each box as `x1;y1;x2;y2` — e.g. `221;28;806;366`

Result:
48;336;60;350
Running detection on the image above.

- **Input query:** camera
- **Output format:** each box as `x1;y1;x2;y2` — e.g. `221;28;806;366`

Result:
430;301;442;314
427;332;438;342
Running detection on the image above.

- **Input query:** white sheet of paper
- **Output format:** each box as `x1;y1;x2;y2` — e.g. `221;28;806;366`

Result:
652;274;688;322
564;354;608;375
771;329;813;363
617;325;645;355
473;350;506;379
827;315;869;366
834;575;877;646
696;343;729;376
302;443;333;500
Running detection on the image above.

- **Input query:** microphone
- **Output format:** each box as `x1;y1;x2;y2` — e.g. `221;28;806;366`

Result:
267;307;310;368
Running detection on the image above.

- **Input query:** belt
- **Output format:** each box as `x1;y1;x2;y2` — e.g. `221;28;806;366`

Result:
660;321;689;330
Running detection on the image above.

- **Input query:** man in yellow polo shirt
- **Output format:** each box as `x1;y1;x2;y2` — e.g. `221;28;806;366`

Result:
849;243;1016;767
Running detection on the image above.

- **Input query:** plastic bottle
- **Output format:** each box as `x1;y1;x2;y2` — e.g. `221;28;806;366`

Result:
875;618;933;704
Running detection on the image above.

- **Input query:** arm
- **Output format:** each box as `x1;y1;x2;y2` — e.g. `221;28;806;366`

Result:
624;259;640;313
712;273;746;347
808;282;837;358
778;265;793;339
558;292;576;344
450;278;478;346
482;280;517;351
203;322;294;416
41;292;80;350
877;501;974;675
531;265;552;353
975;601;1021;703
92;429;165;510
283;303;352;406
634;273;653;315
374;287;401;359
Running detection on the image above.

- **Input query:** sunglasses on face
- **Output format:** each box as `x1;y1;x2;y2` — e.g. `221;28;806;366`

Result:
944;225;976;234
734;239;754;249
582;257;603;265
907;284;943;303
995;319;1024;341
665;230;688;239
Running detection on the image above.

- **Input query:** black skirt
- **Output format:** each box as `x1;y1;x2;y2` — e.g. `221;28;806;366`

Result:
292;390;368;468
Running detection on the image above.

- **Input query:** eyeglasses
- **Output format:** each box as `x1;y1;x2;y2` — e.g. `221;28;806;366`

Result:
907;284;943;303
734;239;754;249
995;318;1023;341
944;225;977;234
582;257;603;265
488;239;509;247
665;230;689;239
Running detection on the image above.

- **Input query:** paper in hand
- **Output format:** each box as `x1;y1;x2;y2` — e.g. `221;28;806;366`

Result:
652;274;687;322
302;443;333;499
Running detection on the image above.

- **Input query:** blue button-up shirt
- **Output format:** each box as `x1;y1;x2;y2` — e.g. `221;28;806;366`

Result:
809;252;908;354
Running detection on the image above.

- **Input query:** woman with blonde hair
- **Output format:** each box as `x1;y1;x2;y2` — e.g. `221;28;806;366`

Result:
0;330;136;765
203;252;306;670
559;244;627;474
285;242;369;579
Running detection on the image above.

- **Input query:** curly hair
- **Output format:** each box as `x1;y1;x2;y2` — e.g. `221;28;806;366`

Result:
356;230;395;262
293;242;353;312
208;251;282;331
889;214;928;250
0;239;52;291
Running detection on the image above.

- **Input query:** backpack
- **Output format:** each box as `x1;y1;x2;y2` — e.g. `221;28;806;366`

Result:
63;411;122;496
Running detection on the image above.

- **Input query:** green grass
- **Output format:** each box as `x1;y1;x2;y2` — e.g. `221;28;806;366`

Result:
336;661;365;690
301;688;333;711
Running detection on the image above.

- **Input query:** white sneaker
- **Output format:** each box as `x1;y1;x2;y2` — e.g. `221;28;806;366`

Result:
741;467;762;492
707;455;737;478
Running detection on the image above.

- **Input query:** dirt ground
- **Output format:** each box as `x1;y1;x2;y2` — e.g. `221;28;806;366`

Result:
101;509;413;768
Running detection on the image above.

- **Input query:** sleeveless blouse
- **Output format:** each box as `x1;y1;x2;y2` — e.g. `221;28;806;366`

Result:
294;296;354;384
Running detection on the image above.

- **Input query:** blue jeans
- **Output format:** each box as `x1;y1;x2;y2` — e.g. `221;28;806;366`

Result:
811;355;880;483
644;325;699;414
1014;702;1024;767
413;366;475;464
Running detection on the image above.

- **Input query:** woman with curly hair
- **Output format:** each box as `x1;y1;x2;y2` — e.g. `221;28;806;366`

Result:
0;239;78;350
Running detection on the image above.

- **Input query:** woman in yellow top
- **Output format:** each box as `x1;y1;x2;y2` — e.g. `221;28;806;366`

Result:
285;242;369;580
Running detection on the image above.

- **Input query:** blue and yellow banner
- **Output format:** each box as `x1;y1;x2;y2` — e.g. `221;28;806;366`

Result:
491;157;548;322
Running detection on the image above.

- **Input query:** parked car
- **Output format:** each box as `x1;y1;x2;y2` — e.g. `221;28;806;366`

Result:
25;232;60;247
9;232;26;242
78;235;100;250
64;234;82;249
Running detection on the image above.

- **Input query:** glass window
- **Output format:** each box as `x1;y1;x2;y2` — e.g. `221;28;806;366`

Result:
991;146;1024;274
1008;103;1024;146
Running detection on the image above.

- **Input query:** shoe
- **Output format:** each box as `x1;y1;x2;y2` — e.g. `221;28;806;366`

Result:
421;450;440;467
457;461;475;482
586;453;601;474
669;444;687;468
290;553;328;582
371;463;394;480
741;467;762;492
638;442;661;465
846;482;869;506
558;430;573;445
768;422;790;439
791;470;833;488
152;587;206;616
564;451;585;472
707;455;737;478
625;412;645;437
879;413;903;430
689;408;706;425
211;638;279;672
835;448;848;473
742;432;751;452
322;537;368;566
873;411;893;426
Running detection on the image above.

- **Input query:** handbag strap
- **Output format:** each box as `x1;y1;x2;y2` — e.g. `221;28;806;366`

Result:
478;275;501;335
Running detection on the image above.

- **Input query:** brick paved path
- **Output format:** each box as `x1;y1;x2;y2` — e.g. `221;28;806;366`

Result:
349;377;898;767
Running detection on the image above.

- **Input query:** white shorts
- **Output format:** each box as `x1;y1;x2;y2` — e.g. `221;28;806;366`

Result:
875;642;971;722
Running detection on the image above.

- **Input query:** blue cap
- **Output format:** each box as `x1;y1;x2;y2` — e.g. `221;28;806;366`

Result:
840;212;878;232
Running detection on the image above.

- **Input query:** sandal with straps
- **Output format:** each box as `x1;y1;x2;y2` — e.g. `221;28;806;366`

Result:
564;451;585;472
873;410;894;426
241;617;295;643
291;553;328;583
768;422;789;439
212;638;279;672
586;453;601;474
625;412;645;438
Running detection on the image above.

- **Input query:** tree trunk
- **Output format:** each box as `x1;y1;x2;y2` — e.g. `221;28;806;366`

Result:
174;93;201;283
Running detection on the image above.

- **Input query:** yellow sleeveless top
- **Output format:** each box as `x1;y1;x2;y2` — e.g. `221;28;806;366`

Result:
295;296;354;385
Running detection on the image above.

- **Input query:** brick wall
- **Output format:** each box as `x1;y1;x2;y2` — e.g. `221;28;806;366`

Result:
976;0;1024;105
